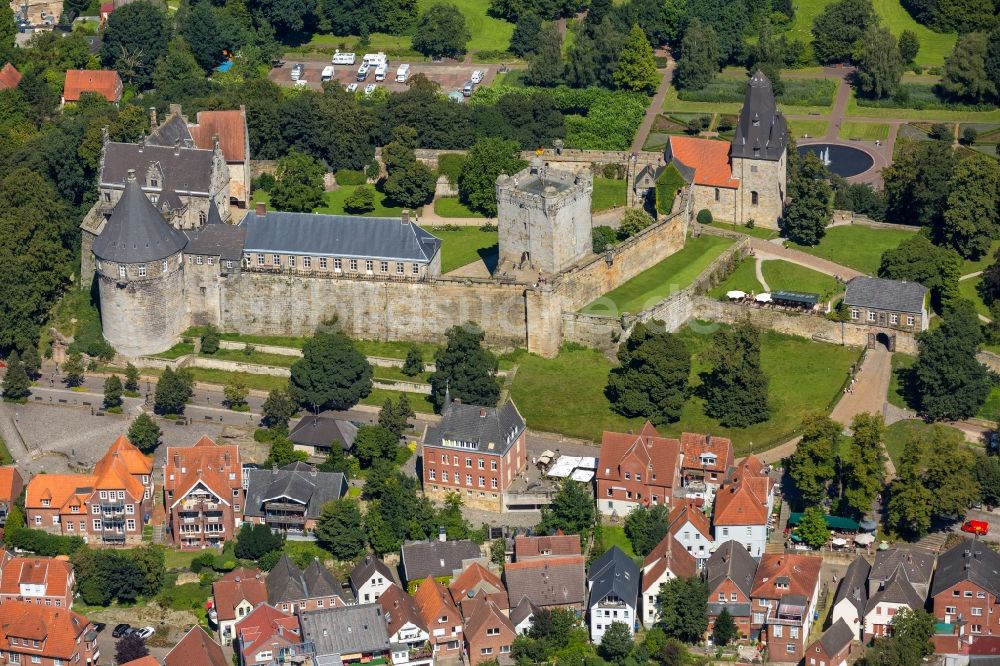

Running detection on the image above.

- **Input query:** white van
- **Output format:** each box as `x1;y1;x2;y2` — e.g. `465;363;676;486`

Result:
332;50;356;65
363;52;387;67
321;65;335;82
374;63;387;81
395;64;410;82
471;69;484;84
462;80;474;97
356;62;370;81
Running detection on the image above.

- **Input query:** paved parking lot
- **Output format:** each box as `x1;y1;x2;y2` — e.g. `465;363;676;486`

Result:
268;57;497;95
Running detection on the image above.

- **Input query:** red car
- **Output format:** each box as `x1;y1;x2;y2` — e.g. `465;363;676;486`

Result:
961;520;989;535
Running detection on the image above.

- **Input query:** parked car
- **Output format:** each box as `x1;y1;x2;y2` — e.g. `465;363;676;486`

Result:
92;622;106;633
112;624;131;638
136;627;155;640
462;80;474;97
345;82;358;92
395;63;410;82
471;69;484;84
290;63;304;81
961;520;989;535
364;83;377;95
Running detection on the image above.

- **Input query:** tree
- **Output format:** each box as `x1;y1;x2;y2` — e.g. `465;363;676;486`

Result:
525;24;564;87
599;622;633;663
787;413;840;506
200;327;220;354
923;426;980;519
796;506;831;548
853;25;904;99
782;153;833;246
178;1;233;72
124;363;140;393
62;352;85;388
412;3;470;58
606;322;690;424
315;499;367;559
624;503;670;556
0;2;14;50
291;332;373;413
234;522;283;559
614;24;658;93
887;435;934;538
355;425;400;468
882;139;956;228
656;576;709;642
1;352;30;402
154;366;191;415
458;137;526;217
265;436;308;466
811;0;877;64
510;12;542;57
910;300;990;421
152;37;205;94
987;28;1000;94
899;30;920;63
566;19;623;88
383;159;436;208
701;321;770;428
713;607;739;646
103;375;123;409
618;208;653;238
402;346;424;376
536;479;594;536
862;609;935;665
127;413;162;454
115;632;149;664
428;323;500;411
490;538;507;569
224;373;250;409
344;185;376;213
261;385;298;432
673;19;718;91
879;235;961;308
438;492;477;540
378;395;414;437
270;150;326;213
939;153;1000;260
20;346;40;380
101;0;172;88
940;32;996;103
972;452;1000;507
839;413;887;516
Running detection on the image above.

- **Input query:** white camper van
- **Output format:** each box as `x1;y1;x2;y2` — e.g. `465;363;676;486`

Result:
321;65;334;82
332;50;356;65
395;64;410;82
374;63;387;81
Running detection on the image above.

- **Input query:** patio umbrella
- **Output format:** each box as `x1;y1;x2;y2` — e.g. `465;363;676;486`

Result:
755;292;772;303
726;290;746;299
831;538;848;547
855;533;876;545
878;540;889;550
859;519;877;532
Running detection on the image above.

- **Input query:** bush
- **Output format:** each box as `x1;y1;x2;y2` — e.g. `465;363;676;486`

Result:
592;226;618;253
335;169;367;186
344;185;376;213
437;153;467;185
697;209;713;224
200;327;220;354
745;218;755;229
618;208;654;239
928;123;951;140
855;83;995;111
252;172;276;191
961;127;978;145
5;527;84;556
677;77;836;106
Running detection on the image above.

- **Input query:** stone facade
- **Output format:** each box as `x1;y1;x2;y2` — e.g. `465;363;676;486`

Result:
732;153;786;229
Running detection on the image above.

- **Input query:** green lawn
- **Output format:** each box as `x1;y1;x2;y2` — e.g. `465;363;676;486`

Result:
789;225;917;275
360;387;435;413
373;365;431;383
958;277;990;318
846;90;1000;122
601;525;638;559
978;385;1000;420
153;342;194;360
884;419;965;469
788;119;829;139
580;235;734;315
760;260;844;299
838;122;891;141
186;368;289;392
961;239;1000;275
433;197;485;218
424;225;499;273
707;257;764;298
164;549;203;571
202;347;298;368
0;437;12;465
354;339;440;360
887;352;916;410
592;177;627;212
508;326;860;450
317;186;407;217
706;220;780;240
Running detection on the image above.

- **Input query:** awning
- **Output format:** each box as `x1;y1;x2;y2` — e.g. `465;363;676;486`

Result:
755;293;772;303
788;512;860;531
832;537;848;547
727;290;746;299
772;290;819;306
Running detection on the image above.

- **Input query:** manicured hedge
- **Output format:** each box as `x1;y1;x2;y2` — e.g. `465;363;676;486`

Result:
677;77;836;107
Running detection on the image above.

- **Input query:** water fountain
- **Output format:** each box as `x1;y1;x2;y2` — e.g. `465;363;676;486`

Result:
798;144;874;178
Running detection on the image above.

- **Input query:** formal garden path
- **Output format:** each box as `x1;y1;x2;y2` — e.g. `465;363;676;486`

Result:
748;237;864;281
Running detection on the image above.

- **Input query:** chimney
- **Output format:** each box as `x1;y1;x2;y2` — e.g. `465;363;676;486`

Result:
310;466;317;477
169;103;182;117
255;202;266;217
126;169;136;183
212;134;221;152
479;409;486;418
401;209;410;225
173;454;180;468
138;135;145;153
149;106;157;127
438;526;447;542
173;139;181;156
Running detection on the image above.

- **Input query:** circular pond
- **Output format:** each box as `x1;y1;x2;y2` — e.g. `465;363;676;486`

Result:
797;143;875;178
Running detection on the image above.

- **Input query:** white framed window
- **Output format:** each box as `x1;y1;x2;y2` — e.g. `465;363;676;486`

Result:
257;254;265;266
850;309;858;320
868;311;876;322
412;264;419;275
971;608;983;616
430;470;436;480
790;627;799;639
126;504;134;514
380;261;389;273
288;256;296;267
350;259;358;271
946;606;957;614
127;519;135;531
196;256;203;265
478;460;485;469
137;264;146;277
93;520;102;530
972;624;983;633
118;490;124;499
118;264;126;278
907;315;915;326
67;522;74;531
92;505;99;515
773;625;782;638
225;260;233;268
491;478;498;489
208;257;214;265
442;471;449;482
99;491;107;500
890;313;898;325
466;458;472;467
33;515;41;525
466;474;472;485
491;460;498;470
478;476;485;487
396;262;404;274
272;254;280;265
366;260;374;273
304;257;311;269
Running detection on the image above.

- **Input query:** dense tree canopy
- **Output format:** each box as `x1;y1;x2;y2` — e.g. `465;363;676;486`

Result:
537;479;595;537
101;1;172;88
787;413;841;507
701;321;770;428
412;3;471;58
853;25;903;99
782;153;833;246
939;32;997;103
458;137;526;216
607;322;690;424
882;140;956;229
656;576;709;642
291;332;373;412
811;0;877;64
879;235;961;308
613;25;659;93
939;153;1000;259
674;19;719;91
269;149;326;212
429;323;500;410
839;412;887;517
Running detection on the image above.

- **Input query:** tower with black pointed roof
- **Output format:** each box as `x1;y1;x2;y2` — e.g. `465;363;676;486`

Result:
91;169;190;356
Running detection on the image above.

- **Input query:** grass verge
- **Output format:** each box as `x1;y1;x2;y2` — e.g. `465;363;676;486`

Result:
788;225;916;275
838;122;891;140
592;177;627;212
760;260;844;299
425;225;499;273
433;197;485;218
707;258;764;299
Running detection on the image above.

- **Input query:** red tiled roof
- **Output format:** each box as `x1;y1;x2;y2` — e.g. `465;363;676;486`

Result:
98;436;154;476
680;433;733;474
668;500;712;540
514;534;581;559
378;584;427;636
713;458;772;527
190;108;247;162
642;534;697;591
0;63;21;90
121;657;161;666
165;625;228;666
464;598;514;643
0;467;23;503
235;603;300;660
213;567;267;621
26;474;95;513
165;437;241;507
450;562;507;613
0;601;93;660
597;421;680;488
669;135;740;189
750;554;822;601
63;70;122;103
413;576;460;628
0;557;73;598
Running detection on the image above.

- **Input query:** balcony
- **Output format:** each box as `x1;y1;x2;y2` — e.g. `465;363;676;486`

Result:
265;513;306;525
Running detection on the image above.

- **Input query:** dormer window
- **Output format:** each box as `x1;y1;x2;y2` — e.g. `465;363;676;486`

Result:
150;179;158;188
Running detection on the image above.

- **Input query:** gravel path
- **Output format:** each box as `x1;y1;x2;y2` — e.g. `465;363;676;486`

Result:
749;238;865;280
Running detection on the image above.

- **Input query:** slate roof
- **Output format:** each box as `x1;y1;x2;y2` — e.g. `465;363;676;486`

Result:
865;570;924;614
706;540;758;599
266;555;344;604
147;114;194;148
931;538;1000;599
239;210;442;264
871;547;935;599
504;555;586;609
350;555;397;592
400;540;482;583
243;463;347;520
844;277;927;315
509;597;540;627
587;547;639;608
184;214;246;262
100;141;216;197
289;415;359;452
816;618;855;656
731;70;787;162
833;556;871;618
299;604;390;657
424;398;526;457
91;172;188;264
707;602;752;618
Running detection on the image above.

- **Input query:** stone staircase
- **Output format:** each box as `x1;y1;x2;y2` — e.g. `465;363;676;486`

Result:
915;530;950;554
766;500;791;554
150;523;165;545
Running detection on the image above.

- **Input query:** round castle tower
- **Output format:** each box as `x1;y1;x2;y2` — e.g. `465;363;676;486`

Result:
92;169;189;357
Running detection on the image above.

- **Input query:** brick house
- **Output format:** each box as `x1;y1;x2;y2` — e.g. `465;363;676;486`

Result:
705;540;758;642
212;567;267;645
243;462;347;535
804;618;857;666
234;603;301;666
596;422;682;517
413;576;464;657
679;433;733;504
0;601;100;666
0;466;24;526
641;533;697;627
712;456;774;558
464;599;516;666
421;395;527;512
25;435;154;545
750;554;822;663
165;625;228;666
266;555;346;615
164;436;243;548
931;539;1000;637
0;553;75;608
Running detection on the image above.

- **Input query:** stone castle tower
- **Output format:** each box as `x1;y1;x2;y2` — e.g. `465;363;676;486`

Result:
729;70;787;227
495;159;593;276
91;170;189;357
